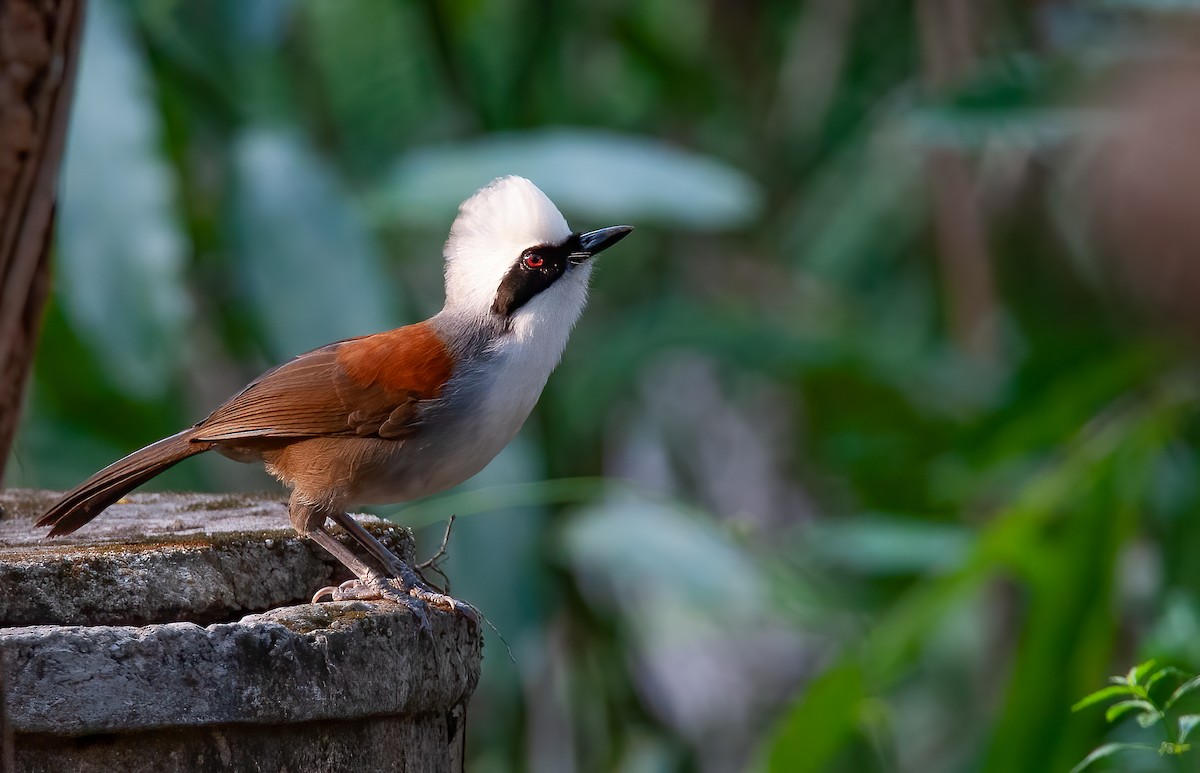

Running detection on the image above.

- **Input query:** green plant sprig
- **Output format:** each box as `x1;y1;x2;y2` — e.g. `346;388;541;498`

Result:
1071;659;1200;772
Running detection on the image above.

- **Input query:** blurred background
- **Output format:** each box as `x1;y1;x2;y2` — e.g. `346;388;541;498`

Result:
10;0;1200;770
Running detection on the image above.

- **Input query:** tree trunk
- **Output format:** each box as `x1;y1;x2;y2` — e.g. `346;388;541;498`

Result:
0;0;87;491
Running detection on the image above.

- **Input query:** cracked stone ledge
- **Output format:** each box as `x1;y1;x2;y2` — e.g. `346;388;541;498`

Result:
0;489;416;626
1;602;479;734
0;489;482;773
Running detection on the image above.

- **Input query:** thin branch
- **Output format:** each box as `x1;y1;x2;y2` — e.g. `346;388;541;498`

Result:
416;514;456;592
417;513;456;569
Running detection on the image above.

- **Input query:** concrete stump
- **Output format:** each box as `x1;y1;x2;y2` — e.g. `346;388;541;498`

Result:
0;489;482;773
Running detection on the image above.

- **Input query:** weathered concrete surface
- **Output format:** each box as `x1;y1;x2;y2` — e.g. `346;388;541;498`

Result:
0;489;481;773
13;711;466;773
2;603;477;733
0;489;414;626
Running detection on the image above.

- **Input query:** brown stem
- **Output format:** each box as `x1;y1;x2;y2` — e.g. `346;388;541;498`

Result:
917;0;999;361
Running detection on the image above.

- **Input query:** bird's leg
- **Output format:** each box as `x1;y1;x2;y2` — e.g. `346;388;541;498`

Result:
325;509;408;576
304;525;432;630
325;509;477;624
290;497;419;612
292;496;476;625
305;525;384;579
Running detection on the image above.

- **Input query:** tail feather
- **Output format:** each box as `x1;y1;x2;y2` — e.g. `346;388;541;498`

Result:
36;430;211;536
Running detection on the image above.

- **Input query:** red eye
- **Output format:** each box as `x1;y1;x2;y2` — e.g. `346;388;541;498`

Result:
523;255;544;269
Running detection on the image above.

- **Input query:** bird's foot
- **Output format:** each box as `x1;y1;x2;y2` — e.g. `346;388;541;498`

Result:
311;571;478;629
311;577;396;603
408;583;479;625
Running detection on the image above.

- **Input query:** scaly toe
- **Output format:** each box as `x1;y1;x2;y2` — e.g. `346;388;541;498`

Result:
311;579;364;603
409;586;479;625
311;573;476;630
311;576;433;631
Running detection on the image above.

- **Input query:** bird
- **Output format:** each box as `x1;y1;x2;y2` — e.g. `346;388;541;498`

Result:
36;175;632;625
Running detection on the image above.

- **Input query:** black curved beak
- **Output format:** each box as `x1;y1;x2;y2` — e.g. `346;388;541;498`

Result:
570;225;634;263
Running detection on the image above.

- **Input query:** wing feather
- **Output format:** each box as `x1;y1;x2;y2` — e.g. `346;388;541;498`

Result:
192;323;452;442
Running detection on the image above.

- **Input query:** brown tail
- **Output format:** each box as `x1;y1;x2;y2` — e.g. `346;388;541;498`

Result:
36;429;212;536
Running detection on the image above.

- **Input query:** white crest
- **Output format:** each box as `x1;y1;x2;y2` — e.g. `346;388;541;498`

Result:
442;176;572;314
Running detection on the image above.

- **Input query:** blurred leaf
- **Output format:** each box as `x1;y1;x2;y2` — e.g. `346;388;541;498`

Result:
1144;594;1200;668
229;128;399;355
1144;666;1183;692
1179;714;1200;744
766;385;1188;771
1069;742;1159;773
801;514;971;576
57;0;190;397
902;53;1101;150
231;0;297;47
783;120;925;283
906;106;1106;151
1166;675;1200;710
762;661;865;773
983;388;1187;773
561;494;769;622
561;492;813;752
1134;707;1162;728
368;128;763;230
301;0;449;171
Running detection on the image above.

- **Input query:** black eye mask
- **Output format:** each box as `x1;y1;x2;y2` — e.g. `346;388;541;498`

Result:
491;233;584;318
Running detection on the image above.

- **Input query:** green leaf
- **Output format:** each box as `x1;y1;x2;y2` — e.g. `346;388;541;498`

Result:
1179;714;1200;744
1069;743;1161;773
1145;666;1184;693
1072;685;1134;712
1105;699;1159;725
761;661;866;773
1130;660;1158;686
1166;675;1200;710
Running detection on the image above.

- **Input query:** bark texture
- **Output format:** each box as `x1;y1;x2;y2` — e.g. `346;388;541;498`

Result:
0;0;86;487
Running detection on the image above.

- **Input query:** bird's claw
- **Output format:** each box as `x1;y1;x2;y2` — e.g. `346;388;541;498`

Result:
311;573;477;630
410;585;480;625
312;579;385;603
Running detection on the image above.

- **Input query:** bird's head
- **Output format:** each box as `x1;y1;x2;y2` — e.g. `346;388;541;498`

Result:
442;176;632;333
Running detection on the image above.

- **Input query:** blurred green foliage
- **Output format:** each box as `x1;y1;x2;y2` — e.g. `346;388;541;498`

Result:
11;0;1200;771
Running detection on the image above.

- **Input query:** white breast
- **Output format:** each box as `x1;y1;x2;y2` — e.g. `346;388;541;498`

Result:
355;264;592;504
